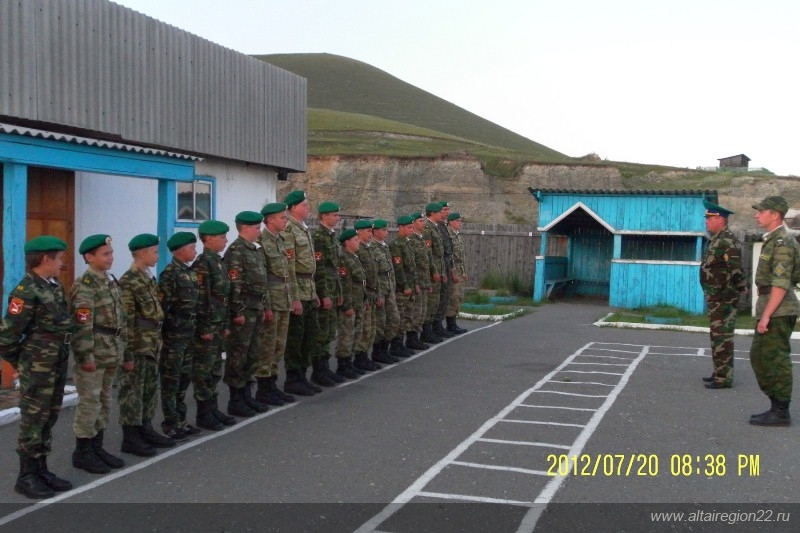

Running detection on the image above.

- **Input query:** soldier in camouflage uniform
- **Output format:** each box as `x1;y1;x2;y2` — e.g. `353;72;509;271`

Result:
0;236;72;498
371;219;408;361
445;212;469;335
282;191;327;395
699;202;745;389
256;202;297;405
118;234;174;457
422;203;446;344
223;211;271;417
335;229;367;379
158;232;200;440
312;202;345;378
192;220;237;430
408;212;433;350
749;196;800;426
354;220;383;370
390;216;419;354
433;201;455;339
71;234;126;474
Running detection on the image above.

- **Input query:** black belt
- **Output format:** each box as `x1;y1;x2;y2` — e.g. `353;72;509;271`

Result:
136;317;163;331
295;272;314;279
94;324;123;337
758;286;772;296
30;330;72;345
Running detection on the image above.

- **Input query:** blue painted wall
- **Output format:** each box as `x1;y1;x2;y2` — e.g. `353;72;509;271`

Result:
609;261;705;313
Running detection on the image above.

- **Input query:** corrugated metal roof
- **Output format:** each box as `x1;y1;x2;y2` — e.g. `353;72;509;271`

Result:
528;187;717;200
0;122;201;161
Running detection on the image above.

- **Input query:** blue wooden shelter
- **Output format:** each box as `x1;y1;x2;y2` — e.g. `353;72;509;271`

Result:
529;188;718;313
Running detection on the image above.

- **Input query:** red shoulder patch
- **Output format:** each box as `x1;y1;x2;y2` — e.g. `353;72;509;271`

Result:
338;266;348;277
286;249;295;260
424;240;432;248
8;297;25;315
228;269;239;281
75;308;91;323
314;251;323;262
195;273;203;285
392;256;402;265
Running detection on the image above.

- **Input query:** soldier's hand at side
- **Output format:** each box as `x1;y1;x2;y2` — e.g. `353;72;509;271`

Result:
232;315;245;326
441;274;448;283
122;361;134;372
80;361;97;372
432;273;440;283
291;300;303;315
265;309;274;322
376;298;384;308
344;308;354;316
200;333;214;341
403;288;412;296
222;329;230;338
427;286;434;294
757;317;770;334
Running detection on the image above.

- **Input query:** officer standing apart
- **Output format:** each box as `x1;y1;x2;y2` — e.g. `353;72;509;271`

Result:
434;201;455;339
445;212;469;335
71;234;126;474
1;236;73;498
699;201;746;389
749;196;800;426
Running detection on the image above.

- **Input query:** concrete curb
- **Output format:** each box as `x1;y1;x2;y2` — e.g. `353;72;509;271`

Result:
0;386;78;427
594;312;800;339
458;309;526;322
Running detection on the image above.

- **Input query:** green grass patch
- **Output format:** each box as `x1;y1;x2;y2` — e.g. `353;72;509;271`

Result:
605;307;800;331
479;271;532;296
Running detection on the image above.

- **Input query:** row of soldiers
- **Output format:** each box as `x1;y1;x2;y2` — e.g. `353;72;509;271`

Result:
0;190;469;499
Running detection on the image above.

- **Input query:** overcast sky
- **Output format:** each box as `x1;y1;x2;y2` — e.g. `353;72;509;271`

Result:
114;0;800;176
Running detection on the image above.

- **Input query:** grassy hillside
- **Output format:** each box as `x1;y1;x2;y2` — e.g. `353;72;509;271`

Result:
257;53;571;164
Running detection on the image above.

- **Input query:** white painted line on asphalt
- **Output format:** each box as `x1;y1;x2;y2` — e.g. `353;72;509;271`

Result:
558;370;625;376
476;438;572;449
450;460;550;476
568;362;630;366
517;404;597;412
550;380;616;387
416;491;531;505
576;354;636;360
499;419;586;428
534;391;608;398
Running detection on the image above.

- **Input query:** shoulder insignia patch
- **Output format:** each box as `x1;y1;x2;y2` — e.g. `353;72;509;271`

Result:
75;308;91;323
286;249;295;260
393;256;402;265
314;251;323;262
424;240;432;248
774;263;786;277
228;269;240;281
8;297;25;315
338;266;348;277
196;273;203;285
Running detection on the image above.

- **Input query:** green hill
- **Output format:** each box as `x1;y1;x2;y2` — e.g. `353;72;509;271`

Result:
256;53;571;164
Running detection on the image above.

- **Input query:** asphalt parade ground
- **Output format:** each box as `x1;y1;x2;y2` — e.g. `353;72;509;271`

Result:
0;300;798;532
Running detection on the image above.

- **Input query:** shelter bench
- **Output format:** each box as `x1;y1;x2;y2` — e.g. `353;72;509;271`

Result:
544;277;576;302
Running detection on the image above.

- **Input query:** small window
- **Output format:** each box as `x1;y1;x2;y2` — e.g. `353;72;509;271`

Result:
620;235;695;261
177;180;212;222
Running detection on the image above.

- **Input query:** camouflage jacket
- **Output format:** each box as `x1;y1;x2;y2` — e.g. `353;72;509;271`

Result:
259;228;292;312
313;224;342;301
339;250;366;311
192;247;230;336
754;225;800;318
158;258;199;336
372;239;396;294
282;216;317;302
389;236;416;292
119;264;164;362
71;267;125;368
422;219;445;275
356;240;382;301
224;236;268;315
410;233;434;289
448;226;466;277
699;227;745;298
0;273;72;365
438;220;454;270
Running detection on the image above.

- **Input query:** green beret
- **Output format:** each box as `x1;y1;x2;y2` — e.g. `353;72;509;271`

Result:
447;212;462;222
396;215;414;226
79;234;112;255
425;202;443;213
167;232;197;252
752;196;788;216
261;202;288;216
318;201;340;214
338;228;358;243
410;211;423;220
284;190;307;207
198;220;229;236
702;200;734;218
235;211;263;225
439;201;450;208
354;219;373;230
24;236;67;253
128;233;159;251
372;219;388;230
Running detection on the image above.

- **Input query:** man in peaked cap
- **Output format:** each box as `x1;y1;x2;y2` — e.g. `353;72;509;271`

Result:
749;196;800;425
445;212;469;335
699;200;746;390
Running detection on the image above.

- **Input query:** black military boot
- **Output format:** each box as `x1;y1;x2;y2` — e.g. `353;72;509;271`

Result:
354;351;378;371
284;369;316;396
92;430;125;468
751;397;777;420
433;319;454;338
446;316;467;334
421;322;443;344
72;437;110;474
300;367;323;393
37;456;72;492
140;420;177;447
255;377;283;406
372;340;396;364
311;359;337;387
272;376;296;403
336;357;359;379
750;399;791;426
321;357;345;383
121;426;157;457
196;400;225;431
210;397;238;426
389;336;411;358
227;386;256;417
15;456;54;499
406;331;428;351
241;382;269;413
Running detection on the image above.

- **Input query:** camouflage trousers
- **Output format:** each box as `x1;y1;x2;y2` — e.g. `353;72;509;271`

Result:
376;291;401;342
223;308;265;389
192;326;225;402
16;342;69;458
412;287;429;330
160;333;194;427
446;277;466;317
72;363;117;439
256;309;290;378
315;305;338;358
396;292;414;333
435;277;451;320
285;300;319;370
355;300;376;353
335;308;363;358
426;281;441;322
706;296;738;384
750;315;797;402
118;354;159;426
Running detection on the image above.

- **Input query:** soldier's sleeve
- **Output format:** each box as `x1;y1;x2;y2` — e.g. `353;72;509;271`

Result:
193;257;213;336
726;241;746;292
769;239;795;291
157;266;174;317
339;254;353;310
119;275;137;363
390;241;406;291
224;246;245;318
312;232;329;299
70;279;96;366
283;229;301;302
0;284;36;364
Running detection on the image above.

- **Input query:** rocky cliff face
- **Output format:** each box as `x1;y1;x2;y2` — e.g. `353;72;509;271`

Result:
278;154;799;233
